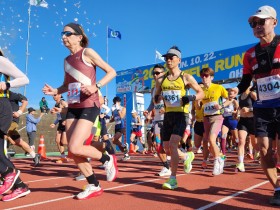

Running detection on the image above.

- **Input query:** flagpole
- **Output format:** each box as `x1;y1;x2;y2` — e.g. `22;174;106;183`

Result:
24;3;32;96
106;26;109;98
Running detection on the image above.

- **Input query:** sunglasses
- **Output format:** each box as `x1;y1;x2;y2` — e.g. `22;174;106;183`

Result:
153;72;162;75
200;74;210;78
249;18;271;28
61;31;79;37
164;56;175;61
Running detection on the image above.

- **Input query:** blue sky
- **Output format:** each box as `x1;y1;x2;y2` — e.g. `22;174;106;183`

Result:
1;0;280;110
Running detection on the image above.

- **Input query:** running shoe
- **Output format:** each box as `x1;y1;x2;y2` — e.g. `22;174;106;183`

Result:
162;178;178;190
236;162;245;172
103;154;118;182
254;151;260;161
157;167;171;177
196;146;203;154
184;151;195;173
56;157;69;163
75;184;103;200
33;154;40;167
201;161;208;169
2;187;31;202
122;154;130;161
0;170;20;195
212;157;224;176
75;173;86;181
270;190;280;206
246;153;254;160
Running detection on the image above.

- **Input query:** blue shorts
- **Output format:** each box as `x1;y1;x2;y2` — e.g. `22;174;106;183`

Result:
223;116;238;130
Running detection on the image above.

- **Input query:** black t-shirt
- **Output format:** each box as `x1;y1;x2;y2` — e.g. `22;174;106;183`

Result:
9;91;27;123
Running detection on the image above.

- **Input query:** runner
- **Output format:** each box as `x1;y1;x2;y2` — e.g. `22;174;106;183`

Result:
0;49;30;201
198;67;231;176
111;96;130;160
154;46;204;189
42;22;118;200
232;5;280;205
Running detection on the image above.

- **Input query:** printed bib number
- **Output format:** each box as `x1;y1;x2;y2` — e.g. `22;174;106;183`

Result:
162;90;181;107
204;101;219;116
257;75;280;101
68;82;81;104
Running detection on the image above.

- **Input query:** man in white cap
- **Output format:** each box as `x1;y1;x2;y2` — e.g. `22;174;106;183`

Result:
232;5;280;206
154;46;204;190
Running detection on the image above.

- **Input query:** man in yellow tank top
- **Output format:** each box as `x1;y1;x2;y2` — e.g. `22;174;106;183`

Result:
154;46;204;190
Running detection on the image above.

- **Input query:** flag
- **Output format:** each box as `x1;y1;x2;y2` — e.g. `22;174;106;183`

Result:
155;50;165;62
108;28;121;40
29;0;48;8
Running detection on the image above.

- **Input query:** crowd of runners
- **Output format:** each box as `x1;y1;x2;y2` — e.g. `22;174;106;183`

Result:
0;4;279;207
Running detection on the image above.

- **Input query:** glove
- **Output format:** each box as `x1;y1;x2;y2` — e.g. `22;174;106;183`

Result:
182;95;196;106
111;105;116;112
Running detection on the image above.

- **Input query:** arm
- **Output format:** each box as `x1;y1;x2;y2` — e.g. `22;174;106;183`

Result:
118;107;126;119
182;74;204;104
101;104;110;115
0;57;29;88
26;114;42;124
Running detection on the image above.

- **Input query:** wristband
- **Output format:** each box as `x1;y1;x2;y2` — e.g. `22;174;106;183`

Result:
17;110;23;116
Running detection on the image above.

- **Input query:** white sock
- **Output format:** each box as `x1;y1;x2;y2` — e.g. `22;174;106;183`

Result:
29;151;36;158
238;156;244;163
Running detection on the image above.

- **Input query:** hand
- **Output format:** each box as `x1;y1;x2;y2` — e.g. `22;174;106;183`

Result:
50;124;55;128
115;104;120;110
51;107;61;114
0;82;8;90
42;84;56;95
111;105;116;112
12;112;20;118
182;95;196;106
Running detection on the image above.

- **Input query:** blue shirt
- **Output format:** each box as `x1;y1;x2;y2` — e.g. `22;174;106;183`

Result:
26;114;41;132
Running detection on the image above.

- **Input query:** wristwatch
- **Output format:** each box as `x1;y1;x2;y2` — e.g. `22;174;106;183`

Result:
96;82;102;89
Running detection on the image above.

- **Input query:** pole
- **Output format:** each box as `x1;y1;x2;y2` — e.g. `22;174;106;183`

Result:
106;26;109;98
24;4;31;96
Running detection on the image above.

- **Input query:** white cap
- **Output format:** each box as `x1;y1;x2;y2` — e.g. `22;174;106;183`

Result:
131;110;137;113
248;5;277;22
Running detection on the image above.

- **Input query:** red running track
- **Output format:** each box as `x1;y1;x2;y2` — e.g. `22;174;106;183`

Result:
1;151;279;210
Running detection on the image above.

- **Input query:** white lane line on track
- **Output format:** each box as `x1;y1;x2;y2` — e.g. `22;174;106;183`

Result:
4;171;199;210
196;180;270;210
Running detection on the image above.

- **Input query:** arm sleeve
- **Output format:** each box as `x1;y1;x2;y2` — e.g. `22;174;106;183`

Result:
146;90;154;112
101;104;110;115
27;115;41;124
0;57;29;87
237;74;253;94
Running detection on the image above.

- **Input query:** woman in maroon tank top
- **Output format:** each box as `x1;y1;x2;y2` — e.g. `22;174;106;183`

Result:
42;23;118;200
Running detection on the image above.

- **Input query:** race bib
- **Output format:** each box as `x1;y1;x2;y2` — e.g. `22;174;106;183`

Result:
257;75;280;101
68;82;81;104
204;101;219;116
162;90;181;107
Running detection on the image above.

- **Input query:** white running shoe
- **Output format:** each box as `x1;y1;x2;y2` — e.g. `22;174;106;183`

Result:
76;184;103;200
212;157;224;175
122;154;130;161
103;154;118;181
157;167;172;176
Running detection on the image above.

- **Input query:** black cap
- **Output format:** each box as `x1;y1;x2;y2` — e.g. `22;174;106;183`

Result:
28;107;36;113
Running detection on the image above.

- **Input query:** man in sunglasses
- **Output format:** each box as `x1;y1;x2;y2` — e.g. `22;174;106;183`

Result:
232;5;280;206
154;46;204;190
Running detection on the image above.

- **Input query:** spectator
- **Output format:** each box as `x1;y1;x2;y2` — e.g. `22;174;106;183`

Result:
39;97;50;114
26;107;44;153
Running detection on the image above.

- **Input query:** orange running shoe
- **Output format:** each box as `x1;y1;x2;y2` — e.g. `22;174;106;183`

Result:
56;157;69;163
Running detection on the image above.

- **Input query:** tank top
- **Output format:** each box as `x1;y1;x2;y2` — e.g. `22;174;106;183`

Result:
161;71;189;113
131;117;141;132
0;73;9;98
239;93;255;109
152;88;164;121
64;48;99;109
113;107;125;130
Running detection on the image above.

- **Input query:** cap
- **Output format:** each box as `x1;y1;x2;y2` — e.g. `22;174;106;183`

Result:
248;5;277;22
131;110;137;114
28;107;36;113
162;48;181;59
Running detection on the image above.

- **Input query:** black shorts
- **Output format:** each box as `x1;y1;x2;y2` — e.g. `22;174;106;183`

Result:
0;98;13;135
194;121;204;137
115;128;126;135
66;107;100;123
161;112;186;142
237;117;255;135
57;120;66;132
254;107;280;139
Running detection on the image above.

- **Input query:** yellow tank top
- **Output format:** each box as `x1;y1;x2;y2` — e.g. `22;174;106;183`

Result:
161;72;189;113
202;83;228;116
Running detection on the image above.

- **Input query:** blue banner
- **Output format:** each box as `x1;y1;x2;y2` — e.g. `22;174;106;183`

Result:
116;43;256;93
